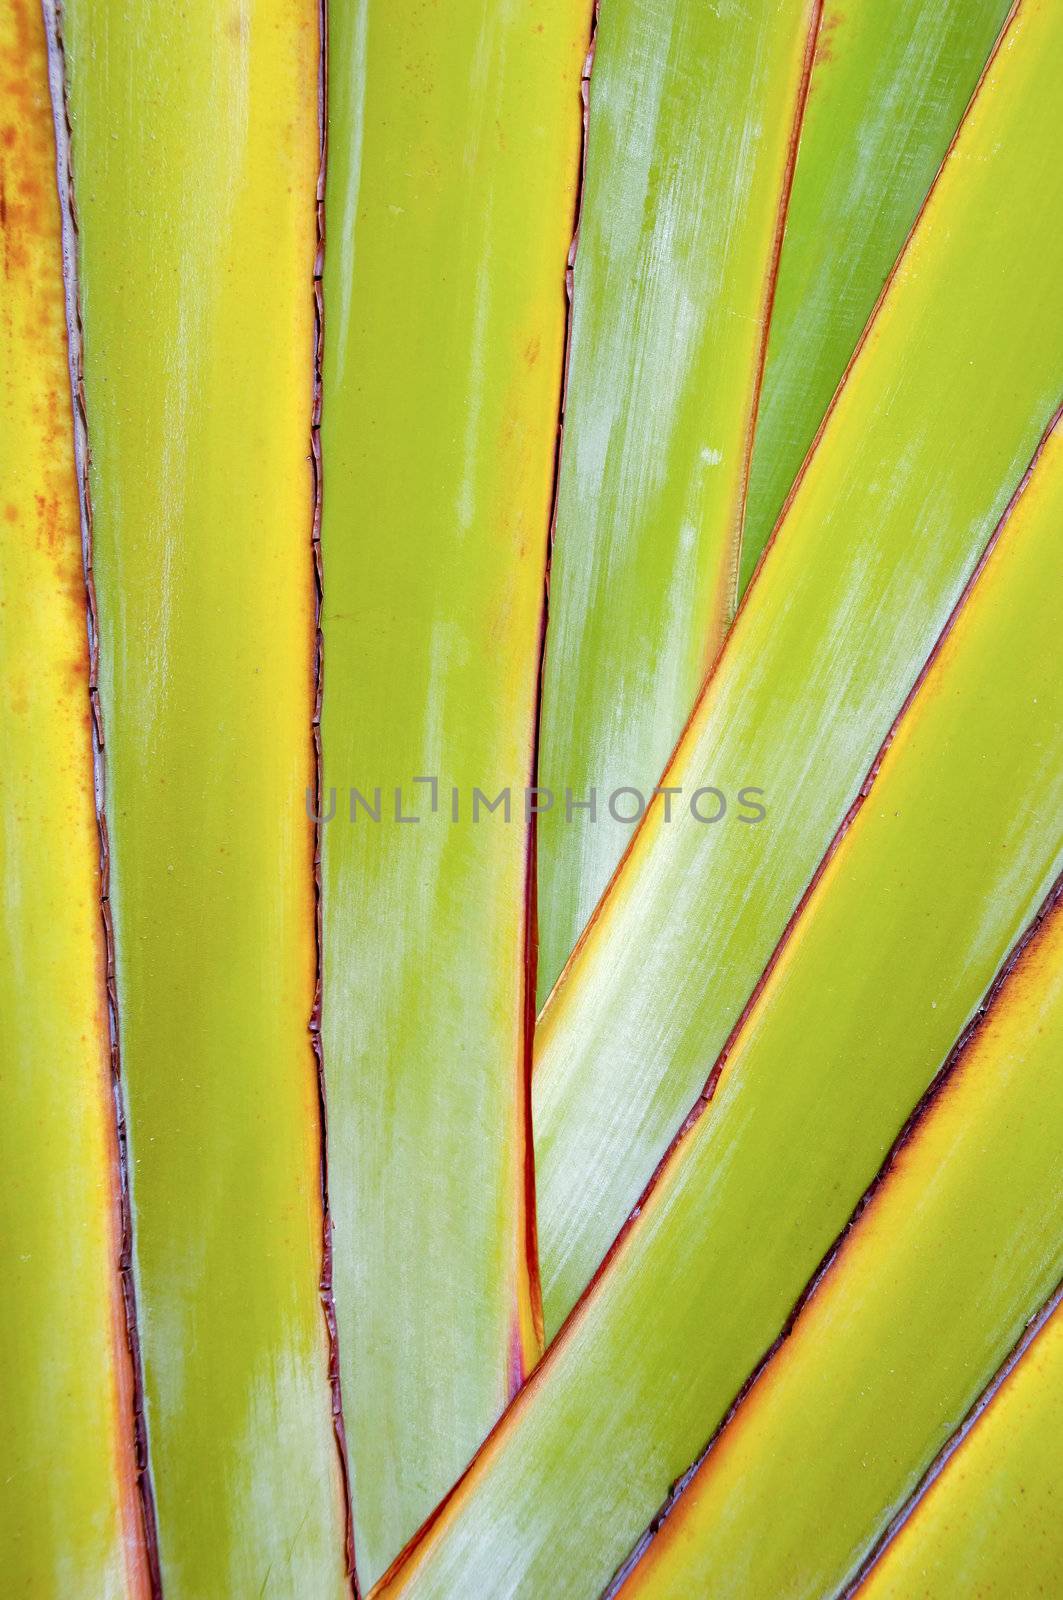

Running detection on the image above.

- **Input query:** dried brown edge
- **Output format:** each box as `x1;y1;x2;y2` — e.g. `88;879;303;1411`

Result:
604;878;1063;1598
40;2;162;1593
309;0;358;1588
842;1281;1063;1597
517;0;601;1382
536;0;1024;1026
724;0;825;619
370;404;1061;1600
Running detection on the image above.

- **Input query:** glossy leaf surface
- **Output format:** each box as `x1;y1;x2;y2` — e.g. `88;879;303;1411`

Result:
617;897;1063;1599
374;334;1063;1600
535;0;818;1003
64;2;349;1592
857;1302;1063;1600
739;0;1011;592
533;0;1063;1338
0;4;145;1591
321;1;587;1583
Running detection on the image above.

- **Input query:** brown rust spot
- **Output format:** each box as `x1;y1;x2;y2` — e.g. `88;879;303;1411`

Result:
33;489;64;555
62;632;93;693
1;0;56;283
17;169;42;204
814;7;844;67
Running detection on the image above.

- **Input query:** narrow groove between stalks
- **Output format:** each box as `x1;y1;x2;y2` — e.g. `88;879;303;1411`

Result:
520;0;602;1376
728;0;826;614
40;3;163;1592
309;0;359;1588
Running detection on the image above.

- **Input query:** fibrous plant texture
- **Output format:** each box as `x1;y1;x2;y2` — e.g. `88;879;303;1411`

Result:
1;0;1059;1595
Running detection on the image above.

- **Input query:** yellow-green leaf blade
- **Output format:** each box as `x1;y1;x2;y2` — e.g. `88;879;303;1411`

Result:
739;0;1012;592
535;0;818;1004
321;2;586;1584
617;896;1063;1600
535;0;1063;1339
0;5;147;1591
856;1302;1063;1600
64;2;349;1592
374;325;1063;1600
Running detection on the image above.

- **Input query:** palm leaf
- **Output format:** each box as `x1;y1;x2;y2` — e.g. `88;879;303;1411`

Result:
3;0;1060;1592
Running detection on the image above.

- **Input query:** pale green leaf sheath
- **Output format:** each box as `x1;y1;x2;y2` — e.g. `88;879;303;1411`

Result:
739;0;1012;592
617;892;1063;1599
534;0;1063;1340
373;331;1063;1596
535;0;818;1005
321;1;587;1584
856;1300;1063;1600
65;2;350;1592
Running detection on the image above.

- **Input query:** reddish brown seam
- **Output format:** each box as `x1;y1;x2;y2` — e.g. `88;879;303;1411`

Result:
726;0;825;617
519;0;601;1381
537;0;1025;1025
841;1280;1063;1598
604;876;1063;1599
309;0;359;1589
40;2;162;1593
